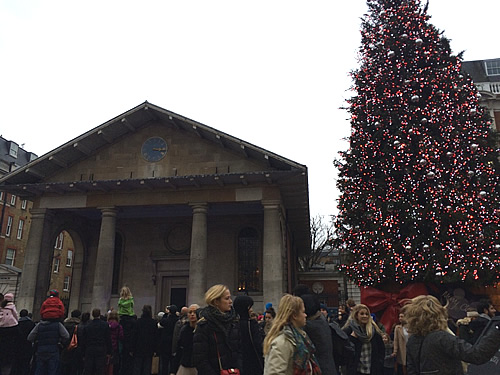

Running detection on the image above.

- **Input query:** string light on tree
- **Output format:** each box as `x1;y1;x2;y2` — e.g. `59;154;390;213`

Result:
334;0;500;286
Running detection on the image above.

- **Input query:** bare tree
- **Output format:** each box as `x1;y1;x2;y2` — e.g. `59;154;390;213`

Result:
298;215;335;272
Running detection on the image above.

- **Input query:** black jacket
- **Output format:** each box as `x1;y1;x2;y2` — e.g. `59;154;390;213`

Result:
305;313;337;375
17;317;36;360
406;327;500;375
343;326;384;375
81;318;112;356
469;316;490;344
193;318;241;375
159;312;178;355
176;323;196;369
131;316;158;357
238;318;263;375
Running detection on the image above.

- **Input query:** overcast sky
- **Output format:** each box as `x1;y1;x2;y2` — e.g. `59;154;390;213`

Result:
1;0;498;218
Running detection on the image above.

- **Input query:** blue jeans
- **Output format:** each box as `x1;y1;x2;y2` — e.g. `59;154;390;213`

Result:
35;352;59;375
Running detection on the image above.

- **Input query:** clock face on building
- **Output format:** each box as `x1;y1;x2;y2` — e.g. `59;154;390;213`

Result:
312;282;324;294
141;137;167;162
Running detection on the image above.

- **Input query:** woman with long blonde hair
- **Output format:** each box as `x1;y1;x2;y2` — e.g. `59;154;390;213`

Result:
192;285;240;375
263;294;321;375
342;304;384;375
403;295;500;375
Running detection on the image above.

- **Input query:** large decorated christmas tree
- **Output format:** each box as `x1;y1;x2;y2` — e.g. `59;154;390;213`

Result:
335;0;499;287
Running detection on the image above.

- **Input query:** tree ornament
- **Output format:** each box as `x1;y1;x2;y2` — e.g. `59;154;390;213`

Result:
415;38;423;46
419;159;427;166
411;95;420;102
423;244;430;250
421;118;428;125
401;33;408;39
470;108;477;115
479;191;487;198
446;151;453;158
436;90;444;97
471;144;479;152
405;245;412;251
426;171;435;179
394;140;400;147
495;244;500;251
476;93;482;99
467;170;475;178
388;50;396;58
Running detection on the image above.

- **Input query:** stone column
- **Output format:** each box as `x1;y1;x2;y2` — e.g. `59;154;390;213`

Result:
262;200;284;308
91;207;117;311
17;208;54;315
188;203;208;305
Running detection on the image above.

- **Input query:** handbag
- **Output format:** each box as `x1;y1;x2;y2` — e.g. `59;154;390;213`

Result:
68;325;78;350
214;332;240;375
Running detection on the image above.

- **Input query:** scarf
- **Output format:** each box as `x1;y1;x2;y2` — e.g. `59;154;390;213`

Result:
349;320;372;343
288;325;321;375
199;305;237;337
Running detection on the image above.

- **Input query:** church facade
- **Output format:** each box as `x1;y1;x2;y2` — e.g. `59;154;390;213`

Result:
0;102;310;316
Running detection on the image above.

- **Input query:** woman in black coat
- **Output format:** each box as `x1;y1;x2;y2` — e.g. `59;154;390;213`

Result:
193;285;241;375
343;304;385;375
131;305;159;375
404;295;500;375
233;295;264;375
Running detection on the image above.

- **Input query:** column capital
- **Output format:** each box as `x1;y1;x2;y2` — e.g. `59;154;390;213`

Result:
189;202;208;214
98;207;118;218
29;208;54;220
262;200;281;209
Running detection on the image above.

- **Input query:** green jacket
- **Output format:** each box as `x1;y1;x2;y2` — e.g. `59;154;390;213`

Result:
118;297;134;316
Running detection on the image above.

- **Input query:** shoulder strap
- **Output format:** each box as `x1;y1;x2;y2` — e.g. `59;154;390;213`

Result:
214;332;223;371
248;321;263;371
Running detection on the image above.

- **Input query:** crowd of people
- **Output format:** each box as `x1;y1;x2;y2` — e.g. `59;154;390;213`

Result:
0;285;499;375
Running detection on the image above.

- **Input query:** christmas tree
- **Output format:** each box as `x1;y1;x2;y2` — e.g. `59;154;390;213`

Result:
335;0;500;286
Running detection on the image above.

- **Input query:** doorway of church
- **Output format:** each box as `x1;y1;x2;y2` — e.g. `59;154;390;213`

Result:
161;276;188;311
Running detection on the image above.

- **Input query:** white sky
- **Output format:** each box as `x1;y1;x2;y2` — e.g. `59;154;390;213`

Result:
0;0;498;218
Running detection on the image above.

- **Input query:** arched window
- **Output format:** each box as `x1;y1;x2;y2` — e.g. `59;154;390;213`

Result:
111;233;123;295
237;227;261;292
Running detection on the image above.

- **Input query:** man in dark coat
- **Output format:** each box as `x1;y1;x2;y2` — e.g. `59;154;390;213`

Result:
119;314;137;375
131;305;158;375
470;299;497;343
81;308;112;375
28;316;70;375
301;294;338;375
233;296;263;375
14;309;36;375
158;305;178;375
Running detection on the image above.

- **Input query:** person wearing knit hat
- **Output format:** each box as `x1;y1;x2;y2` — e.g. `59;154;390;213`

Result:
40;289;65;321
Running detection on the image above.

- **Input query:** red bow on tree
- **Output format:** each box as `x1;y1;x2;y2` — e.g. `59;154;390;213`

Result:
361;283;428;333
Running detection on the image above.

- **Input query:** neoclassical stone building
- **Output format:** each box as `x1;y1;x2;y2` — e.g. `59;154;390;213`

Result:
0;102;310;316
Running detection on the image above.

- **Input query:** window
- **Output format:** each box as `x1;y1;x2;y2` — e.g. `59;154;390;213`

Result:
66;250;73;267
5;249;15;266
0;191;3;201
8;142;18;158
6;216;13;237
10;195;16;206
237;227;261;292
53;258;60;273
16;219;24;239
63;275;71;291
54;232;64;249
21;199;27;210
485;59;500;76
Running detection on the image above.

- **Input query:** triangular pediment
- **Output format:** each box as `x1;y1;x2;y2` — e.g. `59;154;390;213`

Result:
0;102;305;186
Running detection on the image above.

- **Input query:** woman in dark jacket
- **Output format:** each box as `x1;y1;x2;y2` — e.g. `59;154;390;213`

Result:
233;295;264;375
343;304;385;375
193;285;241;375
403;295;500;375
174;304;200;375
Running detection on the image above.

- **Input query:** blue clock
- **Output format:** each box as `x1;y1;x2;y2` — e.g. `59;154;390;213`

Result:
141;137;167;162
